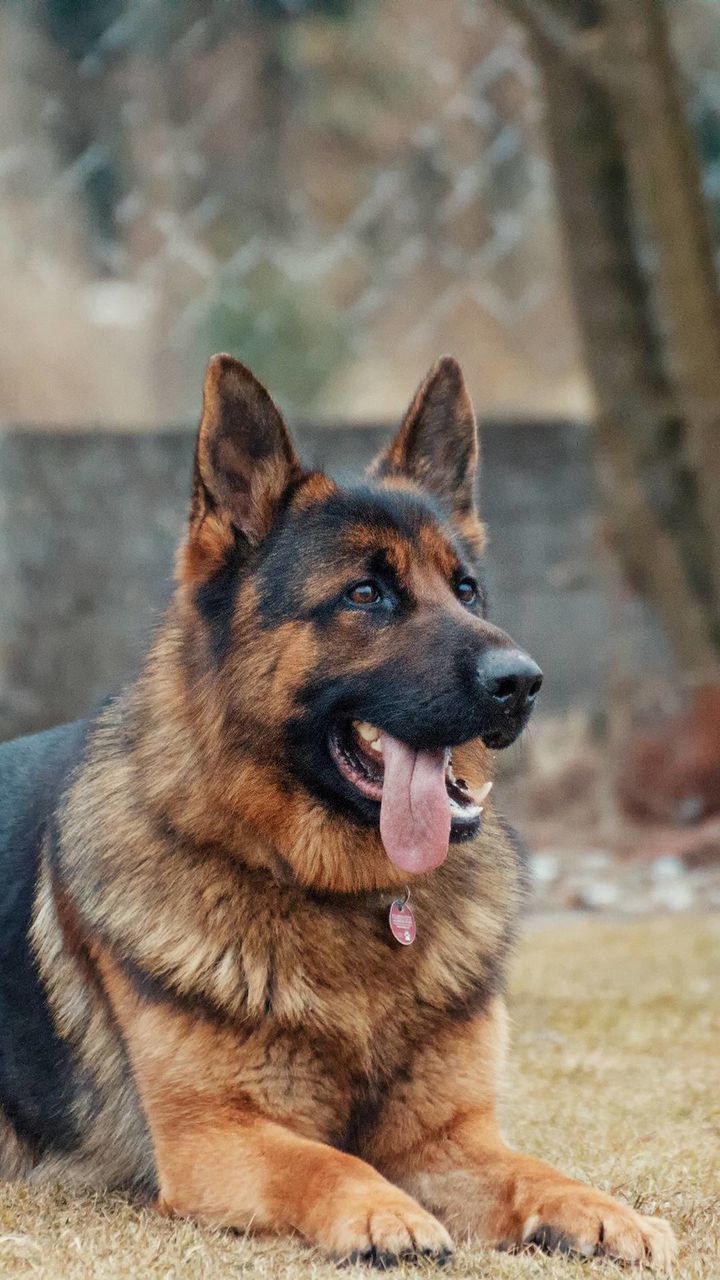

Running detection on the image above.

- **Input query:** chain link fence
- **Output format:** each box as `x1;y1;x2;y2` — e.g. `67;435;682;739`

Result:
0;0;587;427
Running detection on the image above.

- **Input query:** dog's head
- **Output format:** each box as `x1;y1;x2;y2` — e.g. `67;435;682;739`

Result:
176;354;541;887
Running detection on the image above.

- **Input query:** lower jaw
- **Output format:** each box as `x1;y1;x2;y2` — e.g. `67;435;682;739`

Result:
449;811;483;841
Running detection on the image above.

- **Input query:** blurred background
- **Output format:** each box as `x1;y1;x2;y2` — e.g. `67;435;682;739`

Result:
1;0;719;914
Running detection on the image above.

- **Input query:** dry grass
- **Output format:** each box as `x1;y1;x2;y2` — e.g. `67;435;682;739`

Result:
1;916;718;1280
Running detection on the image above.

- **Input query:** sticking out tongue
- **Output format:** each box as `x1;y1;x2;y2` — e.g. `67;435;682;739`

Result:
379;733;451;874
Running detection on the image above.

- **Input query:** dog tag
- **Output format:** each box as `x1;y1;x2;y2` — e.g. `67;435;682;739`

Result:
389;898;416;946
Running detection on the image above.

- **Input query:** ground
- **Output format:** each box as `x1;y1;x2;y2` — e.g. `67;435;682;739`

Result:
1;916;718;1280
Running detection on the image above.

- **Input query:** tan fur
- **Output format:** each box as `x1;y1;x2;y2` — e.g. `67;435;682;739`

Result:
366;1000;676;1267
27;860;153;1188
94;953;453;1257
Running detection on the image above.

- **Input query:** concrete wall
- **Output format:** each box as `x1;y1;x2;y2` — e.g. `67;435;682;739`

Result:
0;422;673;741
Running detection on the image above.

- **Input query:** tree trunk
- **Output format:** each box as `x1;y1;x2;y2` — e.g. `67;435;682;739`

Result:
605;0;720;622
504;0;719;678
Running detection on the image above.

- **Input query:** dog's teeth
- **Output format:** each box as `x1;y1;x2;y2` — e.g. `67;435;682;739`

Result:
354;721;382;750
354;721;376;741
468;779;493;804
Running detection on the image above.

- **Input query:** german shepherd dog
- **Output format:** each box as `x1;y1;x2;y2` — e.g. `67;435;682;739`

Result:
0;356;675;1268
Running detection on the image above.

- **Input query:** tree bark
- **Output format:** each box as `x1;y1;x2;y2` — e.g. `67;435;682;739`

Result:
604;0;720;618
504;0;719;677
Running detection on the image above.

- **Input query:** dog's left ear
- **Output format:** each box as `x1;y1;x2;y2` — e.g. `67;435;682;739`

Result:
180;354;301;582
370;356;479;518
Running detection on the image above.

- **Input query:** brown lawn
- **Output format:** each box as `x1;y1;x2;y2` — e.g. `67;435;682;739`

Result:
1;916;718;1279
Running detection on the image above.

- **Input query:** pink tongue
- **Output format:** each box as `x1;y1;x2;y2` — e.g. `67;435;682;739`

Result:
379;733;451;875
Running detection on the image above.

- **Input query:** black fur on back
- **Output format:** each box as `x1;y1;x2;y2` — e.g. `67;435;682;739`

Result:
0;721;89;1155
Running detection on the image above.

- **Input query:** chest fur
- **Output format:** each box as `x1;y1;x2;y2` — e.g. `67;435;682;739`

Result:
53;798;521;1157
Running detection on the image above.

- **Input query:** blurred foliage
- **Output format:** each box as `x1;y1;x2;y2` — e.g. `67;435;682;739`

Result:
41;0;356;55
205;265;350;408
250;0;356;17
43;0;124;57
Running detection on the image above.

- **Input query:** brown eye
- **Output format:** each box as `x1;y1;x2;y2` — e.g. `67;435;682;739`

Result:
456;576;477;605
347;580;381;606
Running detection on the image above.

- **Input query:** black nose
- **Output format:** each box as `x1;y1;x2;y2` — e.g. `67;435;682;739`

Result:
478;648;543;715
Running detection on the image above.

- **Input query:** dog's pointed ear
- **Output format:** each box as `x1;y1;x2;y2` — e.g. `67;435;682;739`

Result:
370;356;479;518
181;355;301;582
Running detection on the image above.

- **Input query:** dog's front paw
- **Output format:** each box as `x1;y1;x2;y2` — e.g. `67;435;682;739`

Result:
521;1186;676;1270
317;1187;454;1267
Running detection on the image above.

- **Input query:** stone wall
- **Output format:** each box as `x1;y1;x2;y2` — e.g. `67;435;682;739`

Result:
0;422;673;741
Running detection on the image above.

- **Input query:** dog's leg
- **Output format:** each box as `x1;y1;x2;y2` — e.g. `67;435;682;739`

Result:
152;1113;454;1263
98;955;452;1263
367;997;676;1270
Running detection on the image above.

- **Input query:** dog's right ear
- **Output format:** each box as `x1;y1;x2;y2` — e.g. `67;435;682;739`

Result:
180;355;301;583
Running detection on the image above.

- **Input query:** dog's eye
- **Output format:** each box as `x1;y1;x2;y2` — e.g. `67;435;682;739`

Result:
456;577;477;605
347;580;381;606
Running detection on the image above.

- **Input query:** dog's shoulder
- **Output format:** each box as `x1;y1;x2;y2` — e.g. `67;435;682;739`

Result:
0;719;93;913
0;720;88;846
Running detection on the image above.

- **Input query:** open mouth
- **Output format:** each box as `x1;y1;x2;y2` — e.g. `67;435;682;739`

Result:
328;720;491;875
329;721;486;818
